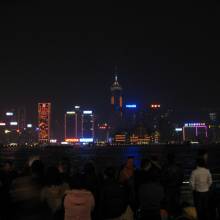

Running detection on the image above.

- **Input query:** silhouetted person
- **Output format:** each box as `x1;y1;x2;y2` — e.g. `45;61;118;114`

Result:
10;160;48;220
135;158;152;195
0;160;17;220
190;158;212;220
83;162;99;196
197;149;208;166
119;156;136;213
41;166;69;218
151;155;162;170
161;153;184;217
99;167;129;220
119;157;135;185
137;172;164;220
57;157;71;183
64;173;95;220
83;162;100;219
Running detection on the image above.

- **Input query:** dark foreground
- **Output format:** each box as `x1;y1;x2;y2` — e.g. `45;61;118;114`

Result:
0;144;220;220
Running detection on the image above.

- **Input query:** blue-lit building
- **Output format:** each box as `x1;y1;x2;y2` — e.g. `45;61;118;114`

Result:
82;110;95;140
124;104;138;130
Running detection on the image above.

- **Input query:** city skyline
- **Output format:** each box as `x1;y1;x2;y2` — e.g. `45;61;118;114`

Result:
0;74;219;144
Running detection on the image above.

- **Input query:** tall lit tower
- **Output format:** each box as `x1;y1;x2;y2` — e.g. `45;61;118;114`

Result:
64;111;77;142
38;103;51;143
110;69;123;116
82;110;95;140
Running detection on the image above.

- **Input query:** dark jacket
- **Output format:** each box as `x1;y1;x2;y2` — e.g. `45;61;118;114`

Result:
138;182;164;212
99;179;128;219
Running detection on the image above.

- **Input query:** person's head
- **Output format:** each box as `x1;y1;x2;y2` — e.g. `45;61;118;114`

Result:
126;156;134;169
140;158;151;171
198;149;208;156
104;167;116;180
69;173;86;190
3;161;13;172
196;158;206;168
198;149;208;162
58;157;70;174
31;160;44;178
167;153;175;164
83;162;95;175
46;166;62;186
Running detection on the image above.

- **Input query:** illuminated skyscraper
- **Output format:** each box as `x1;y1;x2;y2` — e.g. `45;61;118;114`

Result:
38;103;51;142
125;104;138;129
82;111;95;139
64;111;77;142
110;69;124;133
110;71;123;116
74;106;82;138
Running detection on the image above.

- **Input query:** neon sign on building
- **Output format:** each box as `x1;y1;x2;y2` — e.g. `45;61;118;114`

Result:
38;103;51;142
183;122;208;142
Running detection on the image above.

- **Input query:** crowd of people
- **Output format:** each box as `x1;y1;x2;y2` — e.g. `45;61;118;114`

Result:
0;150;218;220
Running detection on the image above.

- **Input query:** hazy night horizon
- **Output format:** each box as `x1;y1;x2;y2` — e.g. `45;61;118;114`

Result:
0;2;219;112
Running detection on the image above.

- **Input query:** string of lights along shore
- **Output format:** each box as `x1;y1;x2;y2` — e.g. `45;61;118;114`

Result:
0;72;220;146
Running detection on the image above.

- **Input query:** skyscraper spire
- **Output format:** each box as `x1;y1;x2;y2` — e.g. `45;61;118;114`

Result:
111;66;122;92
110;66;123;118
115;74;118;82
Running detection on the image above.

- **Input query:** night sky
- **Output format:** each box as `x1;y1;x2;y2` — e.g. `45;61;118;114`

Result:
0;2;219;119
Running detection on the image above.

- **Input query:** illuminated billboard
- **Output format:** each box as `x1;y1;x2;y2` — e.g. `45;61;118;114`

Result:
65;138;80;143
184;123;206;127
126;104;137;108
6;112;13;116
80;138;94;143
83;110;93;114
27;124;32;128
66;111;75;115
10;122;18;126
183;122;208;142
38;103;51;142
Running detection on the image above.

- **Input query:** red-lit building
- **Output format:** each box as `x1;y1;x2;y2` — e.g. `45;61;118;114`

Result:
38;103;51;143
